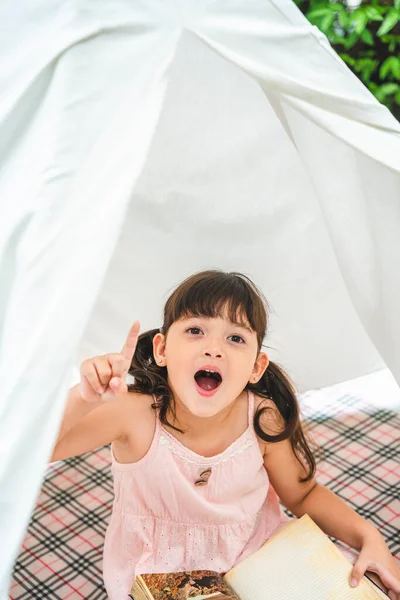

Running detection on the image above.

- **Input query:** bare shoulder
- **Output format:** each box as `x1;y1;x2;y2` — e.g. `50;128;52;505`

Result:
114;390;155;432
119;389;155;410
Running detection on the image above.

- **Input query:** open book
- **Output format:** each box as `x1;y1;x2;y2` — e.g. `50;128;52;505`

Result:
129;514;389;600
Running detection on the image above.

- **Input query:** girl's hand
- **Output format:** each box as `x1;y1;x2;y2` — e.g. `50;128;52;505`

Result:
79;321;140;402
350;533;400;600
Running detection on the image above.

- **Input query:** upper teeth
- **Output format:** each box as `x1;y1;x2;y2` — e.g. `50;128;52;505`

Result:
205;369;217;373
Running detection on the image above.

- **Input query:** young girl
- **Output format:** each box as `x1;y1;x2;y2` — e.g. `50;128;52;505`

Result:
52;270;400;600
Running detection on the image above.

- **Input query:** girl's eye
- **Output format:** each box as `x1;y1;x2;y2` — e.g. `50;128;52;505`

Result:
186;327;203;335
229;335;245;344
185;328;245;344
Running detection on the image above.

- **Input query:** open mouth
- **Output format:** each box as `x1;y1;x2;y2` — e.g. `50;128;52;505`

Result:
194;369;223;392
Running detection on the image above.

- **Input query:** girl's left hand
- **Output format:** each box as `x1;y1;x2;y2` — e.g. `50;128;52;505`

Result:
350;534;400;600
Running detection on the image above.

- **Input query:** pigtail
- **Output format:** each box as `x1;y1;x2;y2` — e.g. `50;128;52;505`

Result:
249;360;319;483
127;329;183;433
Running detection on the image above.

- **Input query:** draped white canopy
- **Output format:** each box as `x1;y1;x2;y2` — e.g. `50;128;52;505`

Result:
0;0;399;594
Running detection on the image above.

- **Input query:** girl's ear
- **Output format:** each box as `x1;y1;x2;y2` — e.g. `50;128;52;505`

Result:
153;333;167;367
249;352;269;384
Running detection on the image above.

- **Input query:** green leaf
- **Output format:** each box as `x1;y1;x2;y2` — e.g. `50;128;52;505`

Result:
350;11;369;35
380;57;400;81
369;82;379;94
340;53;356;67
379;82;400;95
365;7;383;22
320;12;335;33
343;31;360;50
375;84;398;103
377;10;400;37
338;11;350;29
330;33;345;45
308;8;332;20
332;2;345;13
360;29;374;46
353;58;378;81
380;58;392;80
365;63;378;80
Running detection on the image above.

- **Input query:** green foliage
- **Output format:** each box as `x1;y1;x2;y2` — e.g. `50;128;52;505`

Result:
293;0;400;119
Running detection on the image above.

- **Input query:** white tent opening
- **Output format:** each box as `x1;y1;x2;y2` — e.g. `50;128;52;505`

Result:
1;0;399;596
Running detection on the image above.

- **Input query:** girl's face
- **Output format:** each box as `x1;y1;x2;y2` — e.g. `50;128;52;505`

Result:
153;310;269;418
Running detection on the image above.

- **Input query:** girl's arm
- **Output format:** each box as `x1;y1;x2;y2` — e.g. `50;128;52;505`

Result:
288;482;379;549
51;394;135;462
259;399;377;547
52;320;142;461
261;406;400;594
262;429;378;548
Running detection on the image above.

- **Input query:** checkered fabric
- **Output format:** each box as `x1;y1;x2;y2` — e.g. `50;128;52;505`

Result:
10;392;400;599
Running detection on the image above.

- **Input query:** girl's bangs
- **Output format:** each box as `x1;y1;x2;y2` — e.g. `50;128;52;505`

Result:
178;295;251;328
167;273;267;342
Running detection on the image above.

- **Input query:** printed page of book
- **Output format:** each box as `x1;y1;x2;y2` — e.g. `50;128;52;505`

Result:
224;514;388;600
130;571;240;600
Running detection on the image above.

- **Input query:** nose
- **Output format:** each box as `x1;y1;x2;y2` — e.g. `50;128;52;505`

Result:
203;347;222;359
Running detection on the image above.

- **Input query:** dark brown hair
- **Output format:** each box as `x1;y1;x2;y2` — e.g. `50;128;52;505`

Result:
128;270;318;482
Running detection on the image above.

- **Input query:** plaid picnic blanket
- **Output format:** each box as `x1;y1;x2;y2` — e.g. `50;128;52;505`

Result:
10;391;400;599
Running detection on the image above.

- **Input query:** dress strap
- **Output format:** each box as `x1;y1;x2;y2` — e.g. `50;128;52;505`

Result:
247;389;267;461
247;389;256;430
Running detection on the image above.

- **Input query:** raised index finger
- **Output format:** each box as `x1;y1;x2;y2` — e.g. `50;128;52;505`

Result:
121;321;140;367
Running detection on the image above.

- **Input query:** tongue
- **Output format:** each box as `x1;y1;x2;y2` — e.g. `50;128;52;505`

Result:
196;376;219;391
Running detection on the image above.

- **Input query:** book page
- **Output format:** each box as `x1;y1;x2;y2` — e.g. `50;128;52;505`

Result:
224;514;388;600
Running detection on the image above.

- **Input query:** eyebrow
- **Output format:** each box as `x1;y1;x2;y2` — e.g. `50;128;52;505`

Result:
185;315;253;334
232;322;253;334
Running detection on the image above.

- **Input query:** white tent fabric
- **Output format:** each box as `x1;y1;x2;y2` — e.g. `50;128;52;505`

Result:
0;0;400;594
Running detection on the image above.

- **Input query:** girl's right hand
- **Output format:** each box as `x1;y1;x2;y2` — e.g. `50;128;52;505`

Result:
79;321;140;402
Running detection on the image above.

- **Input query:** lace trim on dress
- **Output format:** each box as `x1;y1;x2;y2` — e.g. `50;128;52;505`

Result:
156;390;257;466
159;434;254;466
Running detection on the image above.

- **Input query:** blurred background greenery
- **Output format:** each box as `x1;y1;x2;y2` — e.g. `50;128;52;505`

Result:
294;0;400;120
